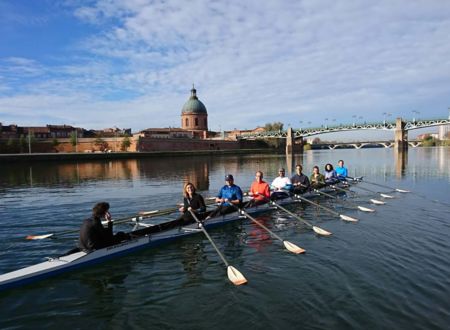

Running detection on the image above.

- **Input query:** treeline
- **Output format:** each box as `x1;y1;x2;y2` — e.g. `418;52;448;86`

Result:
264;122;284;131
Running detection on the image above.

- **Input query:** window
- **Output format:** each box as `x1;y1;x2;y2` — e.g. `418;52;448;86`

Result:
195;118;199;126
185;118;189;127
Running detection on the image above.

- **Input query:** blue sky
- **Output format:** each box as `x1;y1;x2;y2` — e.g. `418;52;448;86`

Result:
0;0;450;134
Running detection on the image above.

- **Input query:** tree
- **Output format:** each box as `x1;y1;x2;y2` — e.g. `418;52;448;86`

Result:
69;131;77;147
94;138;109;151
264;122;284;132
19;135;27;153
6;138;18;153
120;136;131;151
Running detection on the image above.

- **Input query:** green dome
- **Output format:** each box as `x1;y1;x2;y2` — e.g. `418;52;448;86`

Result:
182;88;207;114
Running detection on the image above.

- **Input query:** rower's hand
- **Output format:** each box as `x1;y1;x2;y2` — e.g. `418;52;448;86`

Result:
178;206;185;212
105;211;112;222
187;207;192;211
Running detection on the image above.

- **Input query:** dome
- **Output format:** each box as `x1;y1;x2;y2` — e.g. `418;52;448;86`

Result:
181;87;207;114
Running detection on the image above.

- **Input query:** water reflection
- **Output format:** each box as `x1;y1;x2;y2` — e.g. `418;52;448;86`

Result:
394;149;408;178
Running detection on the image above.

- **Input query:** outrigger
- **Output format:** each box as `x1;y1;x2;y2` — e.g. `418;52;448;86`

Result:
0;179;380;290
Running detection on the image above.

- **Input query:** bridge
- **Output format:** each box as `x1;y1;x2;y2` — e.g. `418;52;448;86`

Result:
238;117;450;153
314;140;422;150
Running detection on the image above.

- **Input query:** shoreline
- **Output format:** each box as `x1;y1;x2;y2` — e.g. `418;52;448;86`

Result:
0;148;277;162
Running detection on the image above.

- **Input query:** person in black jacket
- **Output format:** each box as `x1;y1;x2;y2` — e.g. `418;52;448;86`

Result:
291;164;310;195
79;202;127;252
176;182;207;225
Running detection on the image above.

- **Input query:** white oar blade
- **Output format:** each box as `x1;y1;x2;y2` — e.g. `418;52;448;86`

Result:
139;210;160;215
26;233;54;240
396;189;410;193
358;206;375;213
312;226;332;236
370;199;386;205
380;193;394;199
283;241;306;254
339;214;358;222
227;266;247;286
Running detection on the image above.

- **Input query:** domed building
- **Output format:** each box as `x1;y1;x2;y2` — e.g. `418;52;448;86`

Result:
181;86;208;134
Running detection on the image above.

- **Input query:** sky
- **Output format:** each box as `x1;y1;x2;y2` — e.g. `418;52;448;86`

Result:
1;0;450;134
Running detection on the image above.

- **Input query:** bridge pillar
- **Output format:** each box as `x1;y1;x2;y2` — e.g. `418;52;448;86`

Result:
286;127;294;154
394;117;408;151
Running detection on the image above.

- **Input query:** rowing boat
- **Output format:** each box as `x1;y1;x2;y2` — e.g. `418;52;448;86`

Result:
0;182;354;291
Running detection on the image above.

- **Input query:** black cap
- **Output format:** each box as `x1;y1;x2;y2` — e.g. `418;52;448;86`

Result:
225;174;234;181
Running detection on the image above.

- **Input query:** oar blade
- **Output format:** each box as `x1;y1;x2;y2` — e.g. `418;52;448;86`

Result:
370;199;386;205
26;233;54;240
227;266;247;286
138;210;160;215
395;189;410;193
339;214;358;222
380;193;394;199
312;226;332;236
283;241;306;254
358;206;375;213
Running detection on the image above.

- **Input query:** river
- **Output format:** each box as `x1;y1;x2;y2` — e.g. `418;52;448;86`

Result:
0;147;449;329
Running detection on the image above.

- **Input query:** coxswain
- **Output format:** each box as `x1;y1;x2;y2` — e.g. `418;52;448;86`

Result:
79;202;128;252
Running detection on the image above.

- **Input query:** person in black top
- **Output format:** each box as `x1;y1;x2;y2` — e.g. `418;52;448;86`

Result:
79;202;128;252
176;182;207;225
291;164;310;195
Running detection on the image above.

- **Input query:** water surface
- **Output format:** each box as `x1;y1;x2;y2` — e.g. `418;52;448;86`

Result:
0;148;449;329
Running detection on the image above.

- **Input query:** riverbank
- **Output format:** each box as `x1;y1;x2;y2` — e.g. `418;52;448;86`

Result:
0;149;277;162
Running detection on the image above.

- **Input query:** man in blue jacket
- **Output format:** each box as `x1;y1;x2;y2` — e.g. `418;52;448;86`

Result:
206;174;243;219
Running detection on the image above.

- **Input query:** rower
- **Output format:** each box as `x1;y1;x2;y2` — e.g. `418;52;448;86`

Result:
270;168;292;200
310;166;326;189
335;159;348;179
246;171;270;207
206;174;243;219
177;182;208;224
79;202;129;252
291;164;310;195
324;163;339;184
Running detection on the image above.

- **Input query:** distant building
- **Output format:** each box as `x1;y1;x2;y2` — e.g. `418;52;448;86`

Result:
181;86;208;138
139;128;194;139
417;133;439;140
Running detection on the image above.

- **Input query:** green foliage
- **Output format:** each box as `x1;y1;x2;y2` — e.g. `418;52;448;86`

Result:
120;136;131;151
52;138;60;147
421;138;436;147
264;122;284;132
69;131;77;147
303;143;312;151
94;138;109;151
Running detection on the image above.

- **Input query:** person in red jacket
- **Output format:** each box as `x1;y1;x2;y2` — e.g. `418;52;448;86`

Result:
247;171;270;207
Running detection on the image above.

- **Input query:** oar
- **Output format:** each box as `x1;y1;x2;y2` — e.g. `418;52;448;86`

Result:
26;214;146;240
350;177;450;207
347;177;410;193
313;189;375;213
188;210;247;285
294;195;358;222
139;198;218;216
331;184;387;205
265;198;332;236
233;206;305;254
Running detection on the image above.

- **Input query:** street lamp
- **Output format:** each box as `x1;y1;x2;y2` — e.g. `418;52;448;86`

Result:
352;115;357;126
